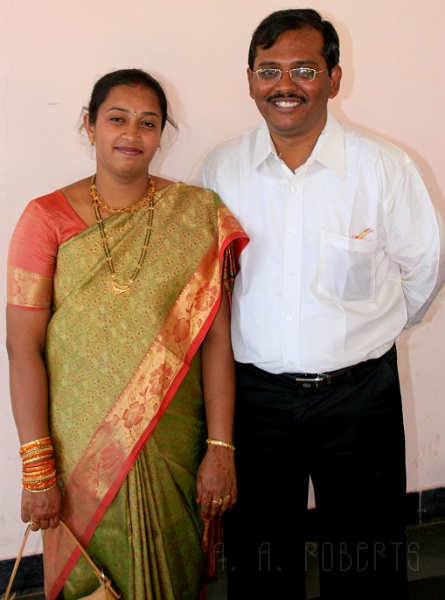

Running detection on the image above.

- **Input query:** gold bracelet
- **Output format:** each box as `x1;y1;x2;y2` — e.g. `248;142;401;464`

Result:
23;470;57;484
25;481;57;493
206;438;235;451
19;437;53;454
20;447;54;461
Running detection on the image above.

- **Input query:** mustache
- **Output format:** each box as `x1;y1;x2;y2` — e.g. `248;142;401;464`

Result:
266;92;306;103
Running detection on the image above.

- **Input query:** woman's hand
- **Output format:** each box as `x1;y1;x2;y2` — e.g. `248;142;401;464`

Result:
21;483;63;530
196;445;237;519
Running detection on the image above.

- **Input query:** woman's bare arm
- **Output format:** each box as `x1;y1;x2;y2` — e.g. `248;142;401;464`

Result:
6;305;62;528
196;289;237;518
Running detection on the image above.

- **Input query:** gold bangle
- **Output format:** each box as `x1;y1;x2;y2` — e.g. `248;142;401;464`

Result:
25;481;57;493
23;463;56;475
20;447;54;461
23;475;57;489
19;437;53;454
206;438;235;451
23;458;56;470
23;470;57;484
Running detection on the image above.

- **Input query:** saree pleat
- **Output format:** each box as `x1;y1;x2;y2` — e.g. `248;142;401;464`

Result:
62;356;206;600
38;183;248;599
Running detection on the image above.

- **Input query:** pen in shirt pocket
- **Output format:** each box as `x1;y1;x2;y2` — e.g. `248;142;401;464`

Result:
352;228;373;239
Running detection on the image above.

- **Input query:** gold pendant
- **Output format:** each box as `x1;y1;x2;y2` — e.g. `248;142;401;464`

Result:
111;281;130;296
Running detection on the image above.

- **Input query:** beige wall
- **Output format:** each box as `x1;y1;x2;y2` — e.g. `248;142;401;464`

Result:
1;0;444;559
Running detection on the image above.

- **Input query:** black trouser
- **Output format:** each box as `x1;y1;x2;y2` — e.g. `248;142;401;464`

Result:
224;346;408;599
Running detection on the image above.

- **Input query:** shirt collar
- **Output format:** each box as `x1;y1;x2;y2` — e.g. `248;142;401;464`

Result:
251;121;276;170
310;111;346;177
252;111;346;177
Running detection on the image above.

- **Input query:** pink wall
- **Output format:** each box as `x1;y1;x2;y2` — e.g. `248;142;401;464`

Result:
1;0;444;558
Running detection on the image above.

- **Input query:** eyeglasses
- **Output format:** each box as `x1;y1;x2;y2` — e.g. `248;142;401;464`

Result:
253;67;328;83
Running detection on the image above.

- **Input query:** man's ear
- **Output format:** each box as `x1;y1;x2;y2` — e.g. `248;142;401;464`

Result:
329;65;342;99
247;67;255;99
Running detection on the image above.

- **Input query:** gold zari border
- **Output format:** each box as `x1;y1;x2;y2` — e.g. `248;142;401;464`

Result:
7;265;52;309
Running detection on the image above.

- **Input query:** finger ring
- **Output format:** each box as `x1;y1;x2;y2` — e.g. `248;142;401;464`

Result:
211;498;223;506
29;520;38;526
224;494;231;502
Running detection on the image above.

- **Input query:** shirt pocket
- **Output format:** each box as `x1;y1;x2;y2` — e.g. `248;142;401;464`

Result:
317;229;378;301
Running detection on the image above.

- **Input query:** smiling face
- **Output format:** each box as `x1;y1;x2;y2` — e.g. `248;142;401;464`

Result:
248;27;341;146
84;84;163;180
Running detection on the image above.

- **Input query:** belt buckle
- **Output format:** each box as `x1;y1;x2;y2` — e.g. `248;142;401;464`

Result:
294;373;331;389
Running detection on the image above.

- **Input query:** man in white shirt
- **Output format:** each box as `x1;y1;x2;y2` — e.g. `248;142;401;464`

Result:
193;8;445;600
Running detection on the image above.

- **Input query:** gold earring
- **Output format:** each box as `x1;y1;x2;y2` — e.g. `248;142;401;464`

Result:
89;135;95;145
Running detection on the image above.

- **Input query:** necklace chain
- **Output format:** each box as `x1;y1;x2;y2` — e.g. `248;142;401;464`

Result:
90;174;155;215
90;175;156;296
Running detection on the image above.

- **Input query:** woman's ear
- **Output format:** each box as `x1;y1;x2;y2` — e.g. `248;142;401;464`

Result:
83;113;95;144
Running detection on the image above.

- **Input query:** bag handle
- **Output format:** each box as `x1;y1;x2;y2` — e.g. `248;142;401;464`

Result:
1;521;120;600
1;523;32;600
59;520;120;598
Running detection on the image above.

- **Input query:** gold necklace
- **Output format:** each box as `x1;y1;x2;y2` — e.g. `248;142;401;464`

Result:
90;174;155;215
90;175;156;296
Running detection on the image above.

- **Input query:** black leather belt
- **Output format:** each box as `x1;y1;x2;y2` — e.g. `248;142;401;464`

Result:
276;348;396;389
276;366;352;389
243;346;395;390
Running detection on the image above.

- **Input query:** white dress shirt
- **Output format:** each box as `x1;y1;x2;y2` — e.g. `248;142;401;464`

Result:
193;113;445;374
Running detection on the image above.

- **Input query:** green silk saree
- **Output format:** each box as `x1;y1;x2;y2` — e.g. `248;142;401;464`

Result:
41;183;248;599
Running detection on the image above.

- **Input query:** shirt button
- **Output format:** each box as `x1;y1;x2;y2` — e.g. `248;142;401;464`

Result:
290;227;297;234
287;316;294;322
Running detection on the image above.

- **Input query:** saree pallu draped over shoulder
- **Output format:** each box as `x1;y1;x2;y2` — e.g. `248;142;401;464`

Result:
41;183;248;600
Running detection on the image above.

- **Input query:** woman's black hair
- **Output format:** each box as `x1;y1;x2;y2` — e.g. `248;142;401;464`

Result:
85;68;176;131
248;9;340;73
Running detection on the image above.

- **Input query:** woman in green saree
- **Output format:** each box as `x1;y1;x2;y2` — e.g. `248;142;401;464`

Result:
6;69;248;599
